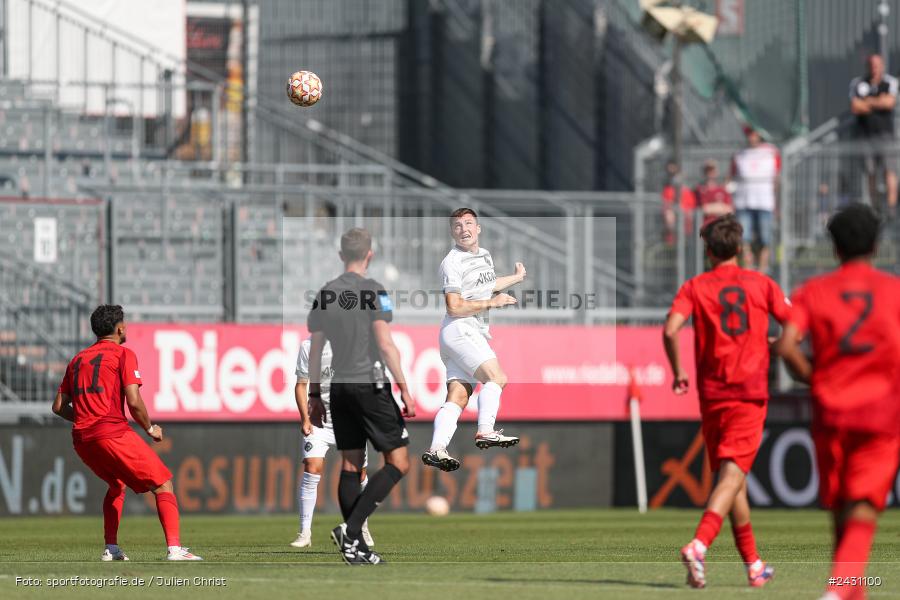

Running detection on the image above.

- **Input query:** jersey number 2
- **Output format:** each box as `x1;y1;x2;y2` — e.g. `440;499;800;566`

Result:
719;286;748;336
839;292;874;355
72;354;105;396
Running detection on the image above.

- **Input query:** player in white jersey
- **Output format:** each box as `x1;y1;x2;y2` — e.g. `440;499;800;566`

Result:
290;338;372;548
422;208;526;471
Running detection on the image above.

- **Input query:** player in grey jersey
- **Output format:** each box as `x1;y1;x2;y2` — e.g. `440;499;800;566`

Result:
422;208;526;471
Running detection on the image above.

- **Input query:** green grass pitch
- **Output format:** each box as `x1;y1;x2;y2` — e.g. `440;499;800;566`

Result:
1;509;899;599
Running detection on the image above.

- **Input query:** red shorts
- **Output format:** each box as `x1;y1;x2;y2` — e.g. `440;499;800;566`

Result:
701;399;767;473
74;429;172;494
813;427;900;512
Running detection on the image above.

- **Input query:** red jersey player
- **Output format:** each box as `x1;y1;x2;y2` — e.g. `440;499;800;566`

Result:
52;305;201;562
776;204;900;600
663;215;790;589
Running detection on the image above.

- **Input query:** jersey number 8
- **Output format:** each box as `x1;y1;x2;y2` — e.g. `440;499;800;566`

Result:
719;286;748;336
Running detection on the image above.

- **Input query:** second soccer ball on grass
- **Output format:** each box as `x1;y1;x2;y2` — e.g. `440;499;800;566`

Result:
425;496;450;517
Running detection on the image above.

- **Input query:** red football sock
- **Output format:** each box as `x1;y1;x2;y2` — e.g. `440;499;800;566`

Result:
834;519;846;552
732;522;760;565
103;486;125;545
694;510;724;548
155;492;181;547
829;518;876;599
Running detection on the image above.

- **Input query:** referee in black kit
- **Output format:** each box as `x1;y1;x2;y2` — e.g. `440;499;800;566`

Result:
307;227;415;565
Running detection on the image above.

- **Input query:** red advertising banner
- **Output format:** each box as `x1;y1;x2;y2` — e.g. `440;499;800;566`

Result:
126;323;699;422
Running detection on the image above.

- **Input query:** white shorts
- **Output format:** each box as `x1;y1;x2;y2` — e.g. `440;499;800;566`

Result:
439;319;496;387
302;426;368;468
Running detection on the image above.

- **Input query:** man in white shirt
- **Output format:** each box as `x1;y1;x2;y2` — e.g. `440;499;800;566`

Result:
422;208;526;471
730;126;780;272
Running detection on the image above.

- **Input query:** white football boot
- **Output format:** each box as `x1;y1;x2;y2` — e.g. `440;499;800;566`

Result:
166;547;203;561
421;448;461;471
475;429;520;449
100;547;129;561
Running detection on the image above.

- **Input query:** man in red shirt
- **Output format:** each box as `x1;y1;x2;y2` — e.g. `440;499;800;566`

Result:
694;159;734;228
776;204;900;600
52;305;201;562
662;160;698;245
663;215;790;589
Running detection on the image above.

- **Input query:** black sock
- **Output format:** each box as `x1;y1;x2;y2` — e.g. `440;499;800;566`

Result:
338;470;362;521
346;464;404;537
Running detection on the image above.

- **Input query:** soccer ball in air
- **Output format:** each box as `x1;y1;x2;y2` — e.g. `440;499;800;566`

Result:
425;496;450;517
286;71;323;107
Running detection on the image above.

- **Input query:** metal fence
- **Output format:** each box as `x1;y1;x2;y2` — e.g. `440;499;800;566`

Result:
0;251;93;412
0;176;700;324
67;180;684;324
636;136;900;300
781;139;900;277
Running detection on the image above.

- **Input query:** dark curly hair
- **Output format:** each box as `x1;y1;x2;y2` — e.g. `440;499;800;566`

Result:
90;304;125;338
828;203;881;260
701;214;743;260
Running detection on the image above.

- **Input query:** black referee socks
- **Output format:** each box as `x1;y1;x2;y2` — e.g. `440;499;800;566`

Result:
346;464;404;538
338;470;362;520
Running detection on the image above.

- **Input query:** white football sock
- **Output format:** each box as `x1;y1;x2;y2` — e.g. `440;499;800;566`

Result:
106;544;120;553
477;382;502;434
430;402;463;451
167;545;181;554
299;472;321;534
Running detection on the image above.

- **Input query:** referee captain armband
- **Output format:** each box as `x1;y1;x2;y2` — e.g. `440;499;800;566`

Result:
377;290;394;312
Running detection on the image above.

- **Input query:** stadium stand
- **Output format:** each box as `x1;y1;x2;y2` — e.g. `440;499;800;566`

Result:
3;0;900;413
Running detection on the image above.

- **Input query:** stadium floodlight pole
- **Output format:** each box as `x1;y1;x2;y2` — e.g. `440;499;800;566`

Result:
241;0;249;179
640;2;717;282
0;0;6;77
878;0;890;71
671;32;683;188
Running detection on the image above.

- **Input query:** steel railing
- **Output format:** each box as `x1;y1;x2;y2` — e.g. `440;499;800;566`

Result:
0;250;93;411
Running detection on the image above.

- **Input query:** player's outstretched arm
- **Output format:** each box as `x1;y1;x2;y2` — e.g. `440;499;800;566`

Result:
372;320;415;418
493;262;526;293
51;392;75;422
444;291;516;317
663;312;690;394
123;384;162;441
774;323;812;384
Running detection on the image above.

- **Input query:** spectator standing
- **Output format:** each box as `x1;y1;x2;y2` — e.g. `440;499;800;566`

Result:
662;160;697;245
850;53;898;217
694;159;734;228
730;126;780;272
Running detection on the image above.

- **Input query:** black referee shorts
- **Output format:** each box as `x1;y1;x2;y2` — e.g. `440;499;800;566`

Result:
329;382;409;453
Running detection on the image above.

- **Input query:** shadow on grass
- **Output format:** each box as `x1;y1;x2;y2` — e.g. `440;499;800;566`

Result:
248;550;338;557
484;577;679;589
